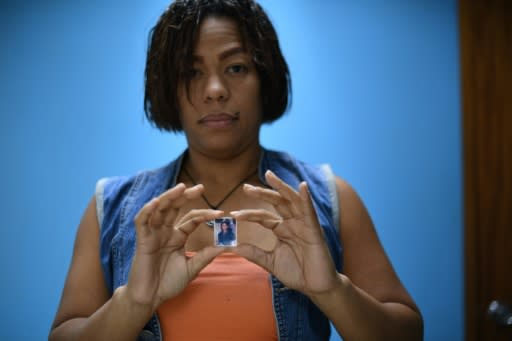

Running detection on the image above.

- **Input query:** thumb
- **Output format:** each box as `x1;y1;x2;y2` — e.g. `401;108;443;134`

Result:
232;243;273;273
186;246;225;279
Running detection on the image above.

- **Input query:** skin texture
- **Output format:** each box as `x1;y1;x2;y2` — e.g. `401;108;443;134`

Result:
49;16;423;341
178;17;263;161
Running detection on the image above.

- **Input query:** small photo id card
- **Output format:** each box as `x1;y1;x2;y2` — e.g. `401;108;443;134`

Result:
214;217;237;247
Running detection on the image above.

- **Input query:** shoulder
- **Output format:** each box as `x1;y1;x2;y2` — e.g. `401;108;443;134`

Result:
334;175;370;209
95;162;173;198
334;176;359;203
333;175;379;251
95;157;182;228
263;148;335;183
333;175;369;223
95;155;184;205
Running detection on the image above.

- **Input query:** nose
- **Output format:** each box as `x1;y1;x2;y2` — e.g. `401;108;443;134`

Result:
204;74;229;102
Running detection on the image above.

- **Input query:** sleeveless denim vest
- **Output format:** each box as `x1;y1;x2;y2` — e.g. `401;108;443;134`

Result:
95;148;344;341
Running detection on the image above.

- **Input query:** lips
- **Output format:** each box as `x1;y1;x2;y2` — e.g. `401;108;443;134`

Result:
198;112;239;128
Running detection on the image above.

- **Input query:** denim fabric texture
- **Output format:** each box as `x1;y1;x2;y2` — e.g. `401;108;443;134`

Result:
95;148;343;341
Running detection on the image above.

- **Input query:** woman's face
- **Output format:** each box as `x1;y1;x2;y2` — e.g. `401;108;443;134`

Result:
178;16;263;159
221;222;229;232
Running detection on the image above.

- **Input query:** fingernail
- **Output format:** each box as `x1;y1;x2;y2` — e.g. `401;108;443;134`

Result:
230;210;240;216
265;170;274;176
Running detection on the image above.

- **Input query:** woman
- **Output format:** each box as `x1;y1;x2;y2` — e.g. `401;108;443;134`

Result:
49;0;423;340
217;219;236;246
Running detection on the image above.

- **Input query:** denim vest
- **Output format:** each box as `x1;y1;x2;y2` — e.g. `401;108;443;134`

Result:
95;148;343;341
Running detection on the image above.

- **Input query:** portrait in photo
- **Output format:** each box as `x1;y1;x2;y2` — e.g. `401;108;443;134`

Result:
214;218;237;247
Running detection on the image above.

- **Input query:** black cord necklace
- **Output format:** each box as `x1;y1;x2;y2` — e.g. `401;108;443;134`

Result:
182;167;258;210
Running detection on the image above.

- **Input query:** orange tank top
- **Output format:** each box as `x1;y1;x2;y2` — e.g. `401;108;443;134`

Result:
157;252;278;341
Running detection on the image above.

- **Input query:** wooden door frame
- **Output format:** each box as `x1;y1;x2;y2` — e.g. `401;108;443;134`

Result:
461;0;512;340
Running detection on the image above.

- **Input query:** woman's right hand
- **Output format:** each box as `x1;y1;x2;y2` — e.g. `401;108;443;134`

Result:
126;183;224;311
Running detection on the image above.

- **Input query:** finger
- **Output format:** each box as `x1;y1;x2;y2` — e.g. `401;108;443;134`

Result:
264;170;303;216
148;203;166;228
158;183;202;211
299;182;317;220
243;184;294;219
183;184;204;200
148;187;187;228
230;209;282;230
157;184;205;228
134;198;159;237
243;184;287;206
166;209;222;249
265;170;299;198
232;243;274;273
299;183;326;239
155;183;187;211
174;209;224;235
186;246;225;279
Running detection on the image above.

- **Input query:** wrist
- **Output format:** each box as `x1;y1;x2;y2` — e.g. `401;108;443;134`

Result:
309;273;351;307
114;285;156;318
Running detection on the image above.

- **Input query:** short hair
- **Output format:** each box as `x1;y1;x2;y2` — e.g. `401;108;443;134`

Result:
144;0;291;132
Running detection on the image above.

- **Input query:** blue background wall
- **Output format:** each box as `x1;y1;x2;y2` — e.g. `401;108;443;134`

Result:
0;0;461;340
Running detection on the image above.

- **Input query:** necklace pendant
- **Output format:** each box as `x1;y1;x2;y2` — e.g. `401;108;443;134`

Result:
182;166;258;229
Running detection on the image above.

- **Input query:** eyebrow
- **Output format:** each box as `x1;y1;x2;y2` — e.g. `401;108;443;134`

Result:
193;46;247;63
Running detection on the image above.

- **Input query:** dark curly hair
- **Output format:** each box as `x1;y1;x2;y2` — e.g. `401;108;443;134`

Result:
144;0;291;132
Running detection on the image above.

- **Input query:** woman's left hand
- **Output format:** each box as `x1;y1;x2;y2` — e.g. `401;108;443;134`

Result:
231;170;340;298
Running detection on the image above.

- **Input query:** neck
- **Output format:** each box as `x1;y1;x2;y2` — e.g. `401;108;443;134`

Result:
183;143;262;185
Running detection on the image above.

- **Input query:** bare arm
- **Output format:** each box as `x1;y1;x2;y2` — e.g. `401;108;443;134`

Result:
49;184;225;341
310;177;423;340
232;171;423;341
49;197;154;341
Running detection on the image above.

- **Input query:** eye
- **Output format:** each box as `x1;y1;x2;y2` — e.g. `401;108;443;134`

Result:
186;67;202;79
227;64;248;74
